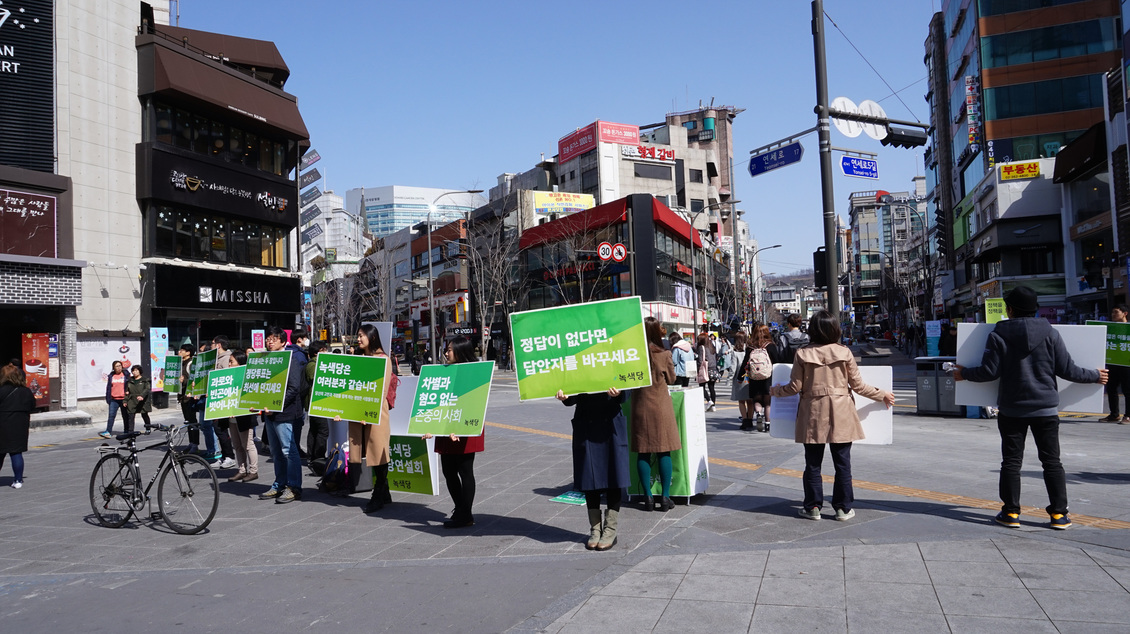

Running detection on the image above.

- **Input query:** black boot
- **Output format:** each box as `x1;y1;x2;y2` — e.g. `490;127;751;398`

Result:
364;464;391;513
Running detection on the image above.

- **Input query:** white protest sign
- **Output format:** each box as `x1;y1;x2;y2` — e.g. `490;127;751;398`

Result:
769;364;893;445
954;323;1105;413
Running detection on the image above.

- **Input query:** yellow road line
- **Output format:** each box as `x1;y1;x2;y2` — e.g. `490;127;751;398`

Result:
487;421;1130;529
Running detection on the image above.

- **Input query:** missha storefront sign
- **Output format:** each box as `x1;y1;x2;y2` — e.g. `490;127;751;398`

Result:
0;0;54;172
153;264;301;313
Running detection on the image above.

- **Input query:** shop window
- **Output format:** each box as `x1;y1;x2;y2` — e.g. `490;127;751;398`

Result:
155;105;173;145
191;115;209;154
174;109;192;149
155;208;175;256
244;133;260;169
209;121;227;157
229;128;244;163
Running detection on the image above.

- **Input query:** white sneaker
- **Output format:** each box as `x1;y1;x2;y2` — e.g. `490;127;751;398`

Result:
219;458;238;469
209;457;224;468
835;508;856;521
798;506;821;520
11;481;23;489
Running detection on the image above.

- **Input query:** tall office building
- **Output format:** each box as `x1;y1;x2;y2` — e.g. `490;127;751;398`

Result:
344;186;485;238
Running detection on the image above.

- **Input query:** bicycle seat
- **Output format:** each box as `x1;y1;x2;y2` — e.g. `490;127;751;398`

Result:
115;431;143;442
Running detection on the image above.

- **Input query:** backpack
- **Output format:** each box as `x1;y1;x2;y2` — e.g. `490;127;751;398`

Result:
315;443;348;492
747;346;773;381
776;331;808;364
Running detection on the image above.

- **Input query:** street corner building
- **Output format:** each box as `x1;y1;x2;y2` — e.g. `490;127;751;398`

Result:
0;1;309;420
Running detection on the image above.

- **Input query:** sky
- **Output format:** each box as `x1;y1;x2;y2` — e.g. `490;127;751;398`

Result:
174;0;940;276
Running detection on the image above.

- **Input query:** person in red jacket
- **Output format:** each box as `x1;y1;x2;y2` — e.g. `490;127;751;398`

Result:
424;336;483;529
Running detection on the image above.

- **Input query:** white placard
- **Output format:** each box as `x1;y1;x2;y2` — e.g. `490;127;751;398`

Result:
954;323;1105;413
769;364;893;445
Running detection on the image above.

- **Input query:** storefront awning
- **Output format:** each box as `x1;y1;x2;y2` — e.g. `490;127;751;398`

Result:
1053;122;1105;184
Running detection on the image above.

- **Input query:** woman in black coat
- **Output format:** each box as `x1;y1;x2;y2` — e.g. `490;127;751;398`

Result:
0;365;36;489
556;387;629;551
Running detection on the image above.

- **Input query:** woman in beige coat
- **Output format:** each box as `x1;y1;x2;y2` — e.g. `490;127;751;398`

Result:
630;317;681;512
770;310;894;522
344;324;393;514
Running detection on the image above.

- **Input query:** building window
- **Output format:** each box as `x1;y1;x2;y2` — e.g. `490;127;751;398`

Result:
983;74;1104;121
149;205;288;268
683;121;697;130
581;168;598;190
981;18;1117;68
689;169;703;183
978;0;1089;18
634;163;672;180
154;101;288;176
690;199;704;213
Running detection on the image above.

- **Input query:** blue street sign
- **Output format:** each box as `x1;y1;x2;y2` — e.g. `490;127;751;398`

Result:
840;156;878;179
749;141;803;177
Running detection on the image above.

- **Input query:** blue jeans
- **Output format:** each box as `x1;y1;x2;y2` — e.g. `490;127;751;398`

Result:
106;399;124;434
265;419;302;491
195;400;218;456
803;442;854;511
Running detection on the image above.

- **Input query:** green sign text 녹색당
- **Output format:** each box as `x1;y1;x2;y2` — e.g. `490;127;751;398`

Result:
307;353;388;424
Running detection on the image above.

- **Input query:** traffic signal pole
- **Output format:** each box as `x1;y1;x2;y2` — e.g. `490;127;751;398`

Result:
812;0;841;318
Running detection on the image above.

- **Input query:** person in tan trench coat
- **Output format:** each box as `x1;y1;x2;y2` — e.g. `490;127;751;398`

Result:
770;310;894;522
630;317;681;512
342;323;394;514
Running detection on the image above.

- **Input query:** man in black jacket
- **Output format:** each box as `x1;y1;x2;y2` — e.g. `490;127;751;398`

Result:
258;326;308;504
955;286;1107;530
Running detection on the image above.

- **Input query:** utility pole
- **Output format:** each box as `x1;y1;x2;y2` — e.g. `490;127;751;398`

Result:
812;0;840;318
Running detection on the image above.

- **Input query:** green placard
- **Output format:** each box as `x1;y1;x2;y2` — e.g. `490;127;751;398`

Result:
626;391;694;497
162;355;181;393
307;353;388;424
187;349;217;397
204;367;247;420
986;298;1007;324
388;436;436;495
237;350;292;412
549;490;587;505
1086;320;1130;366
407;361;493;436
509;296;652;400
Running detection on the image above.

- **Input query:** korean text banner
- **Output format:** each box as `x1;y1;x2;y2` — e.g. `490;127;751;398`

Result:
1086;320;1130;367
204;367;247;421
149;327;169;392
388;436;438;495
188;349;217;397
509;296;652;400
407;361;493;436
237;350;292;411
162;355;181;393
307;353;388;424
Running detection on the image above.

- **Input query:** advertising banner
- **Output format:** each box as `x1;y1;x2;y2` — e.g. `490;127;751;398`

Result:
21;333;50;408
299;167;322;190
187;349;217;398
307;353;388;424
1;188;57;258
204;367;247;421
1000;161;1040;181
532;191;595;215
407;361;493;436
300;186;322;207
925;320;942;357
162;355;181;393
509;296;652;400
985;298;1006;324
300;205;321;226
626;388;709;498
238;350;292;412
251;330;265;351
301;223;324;244
77;338;141;399
149;327;170;392
300;148;321;171
1086;320;1130;367
387;437;438;495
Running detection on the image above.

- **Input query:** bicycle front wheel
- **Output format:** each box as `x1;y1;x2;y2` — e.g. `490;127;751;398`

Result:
157;453;219;535
89;453;136;528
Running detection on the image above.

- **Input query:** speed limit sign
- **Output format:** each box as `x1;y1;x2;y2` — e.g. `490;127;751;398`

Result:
597;241;613;261
611;243;627;262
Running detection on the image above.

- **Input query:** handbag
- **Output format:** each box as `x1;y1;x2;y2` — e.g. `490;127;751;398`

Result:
682;349;697;377
386;371;400;409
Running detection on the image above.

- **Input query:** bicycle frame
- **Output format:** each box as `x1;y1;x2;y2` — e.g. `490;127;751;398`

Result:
100;425;190;518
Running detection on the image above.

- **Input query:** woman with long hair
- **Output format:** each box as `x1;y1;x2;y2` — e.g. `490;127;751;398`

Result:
695;331;718;411
630;317;681;511
770;310;894;521
742;324;781;432
100;360;127;439
348;323;394;514
123;364;152;433
668;332;694;388
729;330;751;427
0;365;35;489
423;336;483;528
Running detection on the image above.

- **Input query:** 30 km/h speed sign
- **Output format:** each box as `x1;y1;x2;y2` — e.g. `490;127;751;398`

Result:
597;242;613;261
611;243;627;262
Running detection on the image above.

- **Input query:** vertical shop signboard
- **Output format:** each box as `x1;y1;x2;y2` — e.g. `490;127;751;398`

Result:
251;330;265;351
21;333;50;408
149;327;170;392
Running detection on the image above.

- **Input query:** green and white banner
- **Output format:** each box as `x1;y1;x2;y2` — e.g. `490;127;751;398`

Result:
407;361;493;436
187;349;217;398
204;367;247;421
1087;320;1130;367
625;389;710;498
307;353;388;424
509;296;652;400
238;350;292;412
387;436;438;495
161;355;181;393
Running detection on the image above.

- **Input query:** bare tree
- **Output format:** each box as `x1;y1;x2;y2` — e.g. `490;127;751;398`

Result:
526;211;622;306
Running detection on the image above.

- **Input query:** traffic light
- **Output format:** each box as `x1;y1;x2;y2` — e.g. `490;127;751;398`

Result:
881;126;929;148
813;247;828;289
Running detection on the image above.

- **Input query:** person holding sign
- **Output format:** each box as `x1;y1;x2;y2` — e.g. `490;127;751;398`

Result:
347;324;394;514
225;350;258;483
770;311;895;522
257;327;308;504
954;286;1107;530
423;337;483;529
556;386;629;550
631;317;681;512
1100;305;1130;423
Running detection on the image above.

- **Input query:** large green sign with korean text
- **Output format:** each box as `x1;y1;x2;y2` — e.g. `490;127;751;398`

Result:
407;361;493;436
237;350;292;411
509;296;652;400
204;367;247;421
307;353;388;424
1087;320;1130;367
187;349;217;397
388;436;436;495
162;355;181;393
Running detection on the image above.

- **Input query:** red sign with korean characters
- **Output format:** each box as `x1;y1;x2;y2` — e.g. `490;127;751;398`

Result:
1;188;56;257
558;120;641;163
999;161;1040;181
22;333;50;408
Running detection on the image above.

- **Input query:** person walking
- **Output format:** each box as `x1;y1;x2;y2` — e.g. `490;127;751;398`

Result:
668;332;695;388
775;314;810;364
257;327;308;504
424;336;483;529
123;364;152;433
346;324;394;514
631;317;681;512
100;361;128;439
770;310;895;521
557;385;629;551
696;331;718;411
729;330;752;429
177;343;199;452
225;349;259;483
1100;305;1130;423
0;365;35;489
743;324;782;433
954;286;1107;530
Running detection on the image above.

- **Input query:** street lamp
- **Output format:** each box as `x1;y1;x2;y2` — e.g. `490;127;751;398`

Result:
747;244;781;326
684;199;740;330
427;189;482;363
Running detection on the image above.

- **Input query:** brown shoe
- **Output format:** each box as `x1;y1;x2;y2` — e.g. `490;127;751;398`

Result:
242;473;259;482
1100;414;1121;422
227;472;247;482
1120;417;1130;425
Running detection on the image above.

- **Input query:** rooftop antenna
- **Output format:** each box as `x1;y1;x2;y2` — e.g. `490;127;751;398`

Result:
172;0;179;26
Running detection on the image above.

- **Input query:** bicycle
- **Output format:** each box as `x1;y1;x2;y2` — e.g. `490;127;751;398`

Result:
89;422;219;535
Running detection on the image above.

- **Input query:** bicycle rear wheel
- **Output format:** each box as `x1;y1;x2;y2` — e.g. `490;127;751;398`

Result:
89;453;136;528
157;453;219;534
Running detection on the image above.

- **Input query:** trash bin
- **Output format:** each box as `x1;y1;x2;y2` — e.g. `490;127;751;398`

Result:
915;356;963;416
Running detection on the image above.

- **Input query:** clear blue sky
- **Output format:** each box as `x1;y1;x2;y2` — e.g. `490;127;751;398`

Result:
176;0;939;275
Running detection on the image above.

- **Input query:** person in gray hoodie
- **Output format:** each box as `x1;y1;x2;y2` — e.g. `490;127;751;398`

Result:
955;286;1107;530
